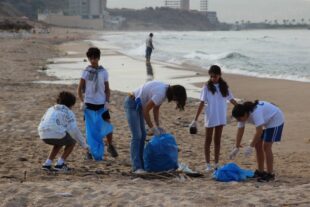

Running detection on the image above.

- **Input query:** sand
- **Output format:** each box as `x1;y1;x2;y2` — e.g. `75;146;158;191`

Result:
0;27;309;207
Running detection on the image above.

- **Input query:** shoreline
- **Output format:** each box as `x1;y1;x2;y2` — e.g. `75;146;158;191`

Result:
43;31;310;154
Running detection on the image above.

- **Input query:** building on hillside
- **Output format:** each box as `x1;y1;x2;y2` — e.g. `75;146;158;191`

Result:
67;0;107;18
207;11;219;25
164;0;190;11
200;0;208;14
38;0;124;30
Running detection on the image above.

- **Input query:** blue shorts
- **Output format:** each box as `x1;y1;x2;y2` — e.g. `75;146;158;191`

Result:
261;124;284;142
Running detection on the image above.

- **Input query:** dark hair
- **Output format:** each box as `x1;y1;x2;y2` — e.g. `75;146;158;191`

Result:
56;91;76;108
86;47;101;59
207;65;229;97
232;100;259;118
166;85;187;111
149;33;153;37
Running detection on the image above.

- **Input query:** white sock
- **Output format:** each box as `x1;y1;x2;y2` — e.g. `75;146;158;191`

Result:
44;159;52;166
56;158;65;166
206;163;212;168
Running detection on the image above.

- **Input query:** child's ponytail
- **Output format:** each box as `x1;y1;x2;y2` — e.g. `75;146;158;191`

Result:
232;100;259;119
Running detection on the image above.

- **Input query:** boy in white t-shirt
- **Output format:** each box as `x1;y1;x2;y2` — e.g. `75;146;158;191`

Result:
38;91;88;172
191;65;237;173
124;81;187;174
77;47;118;159
230;100;285;182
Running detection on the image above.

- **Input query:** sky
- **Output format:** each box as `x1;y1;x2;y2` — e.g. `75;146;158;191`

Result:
107;0;310;23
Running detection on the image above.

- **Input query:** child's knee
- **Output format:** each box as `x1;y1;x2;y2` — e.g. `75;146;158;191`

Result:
255;140;263;149
263;142;272;151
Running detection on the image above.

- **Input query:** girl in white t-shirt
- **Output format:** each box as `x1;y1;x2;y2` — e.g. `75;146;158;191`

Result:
191;65;237;172
230;100;285;182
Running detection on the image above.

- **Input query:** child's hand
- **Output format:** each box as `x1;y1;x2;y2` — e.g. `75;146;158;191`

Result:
229;147;239;160
189;120;198;134
104;102;110;110
189;120;197;128
80;102;85;111
244;146;254;157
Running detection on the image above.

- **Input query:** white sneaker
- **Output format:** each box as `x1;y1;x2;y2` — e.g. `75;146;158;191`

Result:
205;163;213;173
133;169;147;174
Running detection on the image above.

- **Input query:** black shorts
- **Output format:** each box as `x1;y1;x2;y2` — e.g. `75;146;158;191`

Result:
43;133;76;146
85;103;111;121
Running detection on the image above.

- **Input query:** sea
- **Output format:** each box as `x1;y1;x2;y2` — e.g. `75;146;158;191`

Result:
100;30;310;82
42;30;310;97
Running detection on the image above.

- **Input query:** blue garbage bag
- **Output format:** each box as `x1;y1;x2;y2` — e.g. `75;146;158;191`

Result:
213;162;254;182
143;133;179;172
84;108;113;161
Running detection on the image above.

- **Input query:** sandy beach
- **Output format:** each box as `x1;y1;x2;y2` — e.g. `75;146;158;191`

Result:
0;27;309;207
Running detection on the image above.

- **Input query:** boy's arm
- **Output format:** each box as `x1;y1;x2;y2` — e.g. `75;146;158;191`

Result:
66;112;88;149
104;81;110;103
77;79;85;102
152;105;161;127
143;100;156;128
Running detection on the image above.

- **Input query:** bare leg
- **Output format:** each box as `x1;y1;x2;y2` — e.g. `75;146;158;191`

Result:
60;143;75;160
214;125;224;164
255;140;265;172
106;133;113;145
105;119;113;145
205;127;214;163
263;142;274;173
48;145;62;160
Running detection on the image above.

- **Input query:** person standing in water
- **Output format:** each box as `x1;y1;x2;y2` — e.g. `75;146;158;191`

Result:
145;33;154;62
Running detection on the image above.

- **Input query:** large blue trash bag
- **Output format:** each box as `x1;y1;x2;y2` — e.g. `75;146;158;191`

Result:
213;162;254;182
84;108;113;161
143;133;179;172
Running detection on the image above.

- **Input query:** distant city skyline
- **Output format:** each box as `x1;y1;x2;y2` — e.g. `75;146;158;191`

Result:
107;0;310;23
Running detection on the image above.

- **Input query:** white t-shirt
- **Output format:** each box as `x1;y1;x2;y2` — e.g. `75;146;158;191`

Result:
38;105;87;148
134;81;169;107
146;37;153;49
200;84;234;128
81;66;109;105
238;101;285;129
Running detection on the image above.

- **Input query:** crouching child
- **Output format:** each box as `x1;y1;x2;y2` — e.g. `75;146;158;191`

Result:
38;91;88;172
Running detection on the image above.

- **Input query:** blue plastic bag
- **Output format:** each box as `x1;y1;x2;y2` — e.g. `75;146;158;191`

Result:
143;133;179;172
84;108;113;161
213;162;254;182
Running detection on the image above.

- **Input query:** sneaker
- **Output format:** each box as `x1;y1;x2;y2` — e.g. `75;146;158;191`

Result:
214;163;220;170
107;144;118;158
251;170;267;179
54;163;72;172
205;163;213;173
257;173;275;182
133;169;147;174
42;165;52;171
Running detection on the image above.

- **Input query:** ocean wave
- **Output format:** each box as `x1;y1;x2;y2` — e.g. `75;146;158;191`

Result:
183;51;249;61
